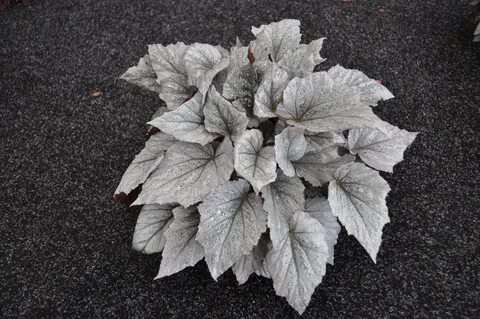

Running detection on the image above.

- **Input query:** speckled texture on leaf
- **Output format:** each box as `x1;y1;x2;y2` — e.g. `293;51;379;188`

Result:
266;212;329;315
197;179;267;280
120;54;161;93
204;86;248;141
327;65;394;107
278;38;326;78
148;93;215;145
274;127;308;177
132;204;176;254
234;129;277;193
262;171;305;248
348;125;418;172
328;162;391;262
223;62;266;121
292;145;355;186
114;131;176;196
184;43;229;96
148;42;192;109
232;233;269;285
304;196;341;264
277;72;390;134
253;63;289;118
251;19;302;62
133;138;234;207
156;206;204;279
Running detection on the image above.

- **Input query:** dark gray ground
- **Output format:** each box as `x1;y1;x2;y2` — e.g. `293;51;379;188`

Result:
1;0;479;318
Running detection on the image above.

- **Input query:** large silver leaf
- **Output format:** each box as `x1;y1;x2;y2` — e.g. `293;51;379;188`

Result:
348;125;418;172
304;197;341;265
276;72;389;134
114;131;176;196
204;86;248;141
148;42;192;109
274;127;308;177
197;179;267;280
266;211;329;315
120;54;161;93
253;63;290;118
133;138;234;207
156;206;205;278
132;204;176;254
328;162;391;262
148;93;216;145
234;129;277;193
232;233;269;285
251;19;301;62
293;145;355;186
278;38;326;78
327;65;394;107
262;171;305;248
184;43;230;96
305;131;346;152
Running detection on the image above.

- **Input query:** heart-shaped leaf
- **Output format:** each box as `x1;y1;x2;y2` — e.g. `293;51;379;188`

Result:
276;72;390;134
348;125;418;172
156;206;205;278
132;204;176;254
328;162;391;262
197;179;267;280
234;129;277;193
274;126;308;177
266;211;329;315
133;138;234;207
149;93;216;145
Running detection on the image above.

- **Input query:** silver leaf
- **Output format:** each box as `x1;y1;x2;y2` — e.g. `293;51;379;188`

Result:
132;204;176;254
156;206;205;278
348;125;418;172
253;63;290;118
327;65;394;106
184;43;230;96
266;211;329;315
120;54;162;93
148;92;216;145
133;138;234;207
251;19;302;62
148;42;192;109
278;38;326;78
328;162;391;262
276;72;390;134
304;196;341;265
293;145;355;187
274;127;308;177
262;171;305;248
204;86;248;142
197;179;267;280
234;129;277;193
114;131;176;196
232;233;269;285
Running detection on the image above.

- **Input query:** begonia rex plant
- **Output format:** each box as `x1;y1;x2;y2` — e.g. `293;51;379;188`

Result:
115;20;417;314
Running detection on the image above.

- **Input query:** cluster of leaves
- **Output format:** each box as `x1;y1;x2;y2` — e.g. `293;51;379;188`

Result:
474;0;480;41
115;19;417;315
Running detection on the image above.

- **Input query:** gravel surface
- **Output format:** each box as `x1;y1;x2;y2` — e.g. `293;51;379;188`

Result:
1;0;479;317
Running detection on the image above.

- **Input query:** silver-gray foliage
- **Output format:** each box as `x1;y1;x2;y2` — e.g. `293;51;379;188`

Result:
117;19;417;315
